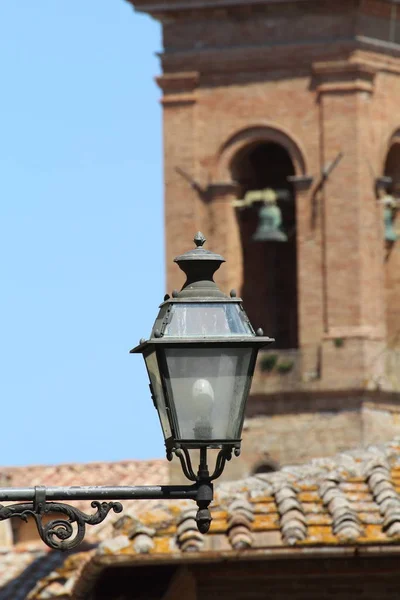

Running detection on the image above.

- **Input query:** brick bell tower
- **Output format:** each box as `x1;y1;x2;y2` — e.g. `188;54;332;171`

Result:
127;0;400;479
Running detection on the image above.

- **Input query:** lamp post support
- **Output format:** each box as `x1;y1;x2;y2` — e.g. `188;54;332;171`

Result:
0;479;213;551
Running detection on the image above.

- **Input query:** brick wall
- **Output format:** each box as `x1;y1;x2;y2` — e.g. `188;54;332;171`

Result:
158;2;394;393
130;0;400;468
195;558;400;600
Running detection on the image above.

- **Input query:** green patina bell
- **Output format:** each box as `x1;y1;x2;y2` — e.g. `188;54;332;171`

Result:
253;202;288;242
384;207;398;242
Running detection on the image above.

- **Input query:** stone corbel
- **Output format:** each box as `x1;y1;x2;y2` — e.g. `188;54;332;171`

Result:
156;71;199;106
287;175;314;193
207;181;241;200
376;176;392;192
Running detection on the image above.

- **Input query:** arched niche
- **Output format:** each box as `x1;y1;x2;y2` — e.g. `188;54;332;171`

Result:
385;141;400;184
225;136;301;349
252;459;279;475
383;140;400;346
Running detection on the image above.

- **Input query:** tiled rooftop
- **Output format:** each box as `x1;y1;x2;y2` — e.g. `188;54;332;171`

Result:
21;438;400;598
90;439;400;555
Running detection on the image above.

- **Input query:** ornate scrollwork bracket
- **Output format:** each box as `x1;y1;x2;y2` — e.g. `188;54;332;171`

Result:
0;486;123;551
167;447;197;481
209;445;238;481
167;445;240;483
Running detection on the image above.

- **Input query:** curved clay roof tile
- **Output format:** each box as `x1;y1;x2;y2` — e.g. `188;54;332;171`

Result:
319;477;363;541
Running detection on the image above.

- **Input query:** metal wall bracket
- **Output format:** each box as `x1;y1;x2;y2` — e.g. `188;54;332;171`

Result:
0;486;123;551
0;478;213;550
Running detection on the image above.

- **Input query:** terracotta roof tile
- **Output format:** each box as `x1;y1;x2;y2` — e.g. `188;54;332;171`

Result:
88;438;400;556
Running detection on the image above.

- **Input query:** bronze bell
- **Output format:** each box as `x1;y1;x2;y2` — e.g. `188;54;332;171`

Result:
377;186;399;242
253;202;288;242
384;206;398;242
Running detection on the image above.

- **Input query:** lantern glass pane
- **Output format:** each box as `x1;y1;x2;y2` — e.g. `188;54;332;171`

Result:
163;347;254;442
144;350;172;440
164;303;253;338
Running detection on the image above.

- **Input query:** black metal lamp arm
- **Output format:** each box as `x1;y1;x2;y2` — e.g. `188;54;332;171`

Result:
0;447;238;551
0;480;212;551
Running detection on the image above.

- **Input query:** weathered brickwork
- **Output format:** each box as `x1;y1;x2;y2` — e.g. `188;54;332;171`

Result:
127;0;400;470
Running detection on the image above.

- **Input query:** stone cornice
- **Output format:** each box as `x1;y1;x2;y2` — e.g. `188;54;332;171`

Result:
154;46;400;99
312;59;377;77
159;37;400;73
247;389;400;417
160;94;197;105
160;40;356;77
352;47;400;74
160;40;400;75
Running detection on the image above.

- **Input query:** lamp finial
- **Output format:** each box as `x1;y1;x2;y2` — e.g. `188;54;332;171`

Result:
194;232;206;247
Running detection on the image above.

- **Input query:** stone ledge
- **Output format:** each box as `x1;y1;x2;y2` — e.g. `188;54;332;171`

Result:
246;390;400;417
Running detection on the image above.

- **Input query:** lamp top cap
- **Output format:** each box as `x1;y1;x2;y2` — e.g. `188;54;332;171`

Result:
174;232;226;264
173;232;227;299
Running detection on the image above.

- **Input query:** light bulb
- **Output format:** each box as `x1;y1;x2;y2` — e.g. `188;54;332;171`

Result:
192;378;214;440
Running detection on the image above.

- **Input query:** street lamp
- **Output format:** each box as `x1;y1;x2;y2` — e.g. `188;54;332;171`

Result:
131;232;272;531
0;233;272;550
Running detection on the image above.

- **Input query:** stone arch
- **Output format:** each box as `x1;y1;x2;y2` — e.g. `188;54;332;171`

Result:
380;127;400;175
385;140;400;189
214;123;307;182
389;127;400;146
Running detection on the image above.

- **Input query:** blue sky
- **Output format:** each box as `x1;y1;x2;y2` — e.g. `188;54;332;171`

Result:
0;1;165;465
